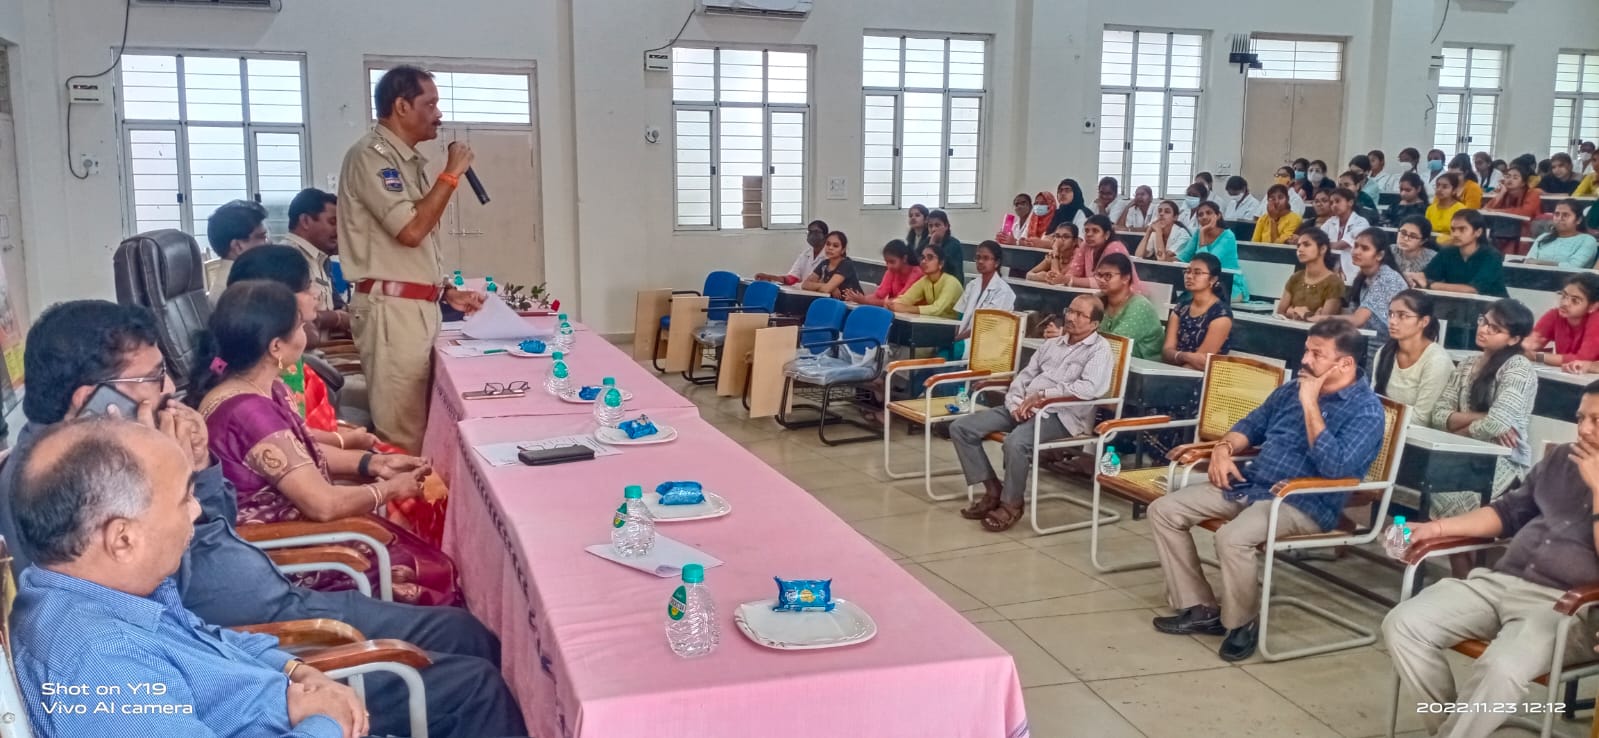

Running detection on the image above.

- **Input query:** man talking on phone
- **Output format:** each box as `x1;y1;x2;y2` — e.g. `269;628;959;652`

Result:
338;65;485;453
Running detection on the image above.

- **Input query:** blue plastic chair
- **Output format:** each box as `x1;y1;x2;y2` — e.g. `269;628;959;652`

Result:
797;298;849;353
684;280;783;384
777;305;895;445
653;270;743;372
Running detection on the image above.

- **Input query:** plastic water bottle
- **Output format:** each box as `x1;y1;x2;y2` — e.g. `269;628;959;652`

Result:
667;563;720;658
452;270;464;287
1383;515;1413;559
956;384;971;411
594;378;624;427
555;321;575;352
611;485;655;558
544;352;570;395
485;276;498;293
1098;447;1122;477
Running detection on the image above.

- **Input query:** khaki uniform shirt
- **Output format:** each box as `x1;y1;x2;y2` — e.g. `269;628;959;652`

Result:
281;233;335;312
204;258;234;305
337;124;444;285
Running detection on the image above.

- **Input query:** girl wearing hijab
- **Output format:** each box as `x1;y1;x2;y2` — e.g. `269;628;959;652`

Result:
1048;178;1090;233
1018;190;1057;248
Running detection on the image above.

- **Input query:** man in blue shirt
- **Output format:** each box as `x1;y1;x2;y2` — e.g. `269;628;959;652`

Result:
12;418;365;737
1148;319;1386;661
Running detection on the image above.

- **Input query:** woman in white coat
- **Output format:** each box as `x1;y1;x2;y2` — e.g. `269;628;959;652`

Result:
952;240;1018;358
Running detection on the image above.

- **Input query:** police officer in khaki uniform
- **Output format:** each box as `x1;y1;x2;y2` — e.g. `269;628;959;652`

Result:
338;66;484;452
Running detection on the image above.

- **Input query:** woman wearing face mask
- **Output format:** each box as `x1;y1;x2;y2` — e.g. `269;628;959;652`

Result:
1422;148;1448;196
1275;227;1344;321
1525;273;1599;371
1048;178;1091;233
1178;182;1210;232
1523;199;1598;268
1384;172;1430;226
952;241;1018;358
1162;252;1233;370
1252;184;1303;244
1415;209;1508;296
1424;173;1467;246
1065;215;1143;291
1116;185;1155;230
1274;166;1307;213
1447;154;1484;208
1429;298;1537;512
1027;222;1079;285
1174;201;1249;301
1017;191;1058;249
925;209;964;285
1372;289;1455;427
889;244;964;319
997;193;1033;246
756;219;829;285
1134;200;1192;261
801;231;862;298
1394;216;1439;277
1472;151;1503;194
844;240;919;306
1483;162;1544;247
1396;147;1422;175
1307;160;1331;191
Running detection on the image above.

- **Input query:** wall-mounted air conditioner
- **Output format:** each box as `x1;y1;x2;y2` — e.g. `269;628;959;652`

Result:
1455;0;1517;12
700;0;812;20
132;0;281;10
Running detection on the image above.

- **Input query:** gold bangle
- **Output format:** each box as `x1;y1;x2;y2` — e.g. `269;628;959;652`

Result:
334;432;346;450
367;484;383;512
285;660;303;678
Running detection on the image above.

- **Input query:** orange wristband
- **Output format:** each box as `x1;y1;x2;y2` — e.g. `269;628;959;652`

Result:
437;173;460;188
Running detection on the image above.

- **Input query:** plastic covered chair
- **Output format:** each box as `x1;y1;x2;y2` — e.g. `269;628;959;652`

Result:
775;305;894;445
684;280;780;385
740;298;851;411
652;270;741;372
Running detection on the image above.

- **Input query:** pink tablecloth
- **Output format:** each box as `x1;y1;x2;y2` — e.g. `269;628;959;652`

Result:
446;407;1028;738
421;325;698;484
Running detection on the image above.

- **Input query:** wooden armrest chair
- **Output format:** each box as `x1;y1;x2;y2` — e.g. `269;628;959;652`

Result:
241;517;397;602
1087;354;1285;573
881;309;1024;501
1384;537;1599;738
969;332;1133;535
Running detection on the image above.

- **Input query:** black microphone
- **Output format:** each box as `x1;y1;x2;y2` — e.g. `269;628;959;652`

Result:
464;167;490;204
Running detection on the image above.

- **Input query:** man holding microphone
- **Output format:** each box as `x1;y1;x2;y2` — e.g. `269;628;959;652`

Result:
339;65;485;452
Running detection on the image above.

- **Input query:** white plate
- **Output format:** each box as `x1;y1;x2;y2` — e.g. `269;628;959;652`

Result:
509;347;559;358
557;387;636;404
734;598;877;650
594;424;678;446
643;490;730;521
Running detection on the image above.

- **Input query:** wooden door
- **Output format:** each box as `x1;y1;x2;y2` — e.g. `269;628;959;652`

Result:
416;126;543;287
1243;80;1294;187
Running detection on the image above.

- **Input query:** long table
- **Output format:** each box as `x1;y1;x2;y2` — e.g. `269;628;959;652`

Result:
445;408;1028;738
1228;312;1374;371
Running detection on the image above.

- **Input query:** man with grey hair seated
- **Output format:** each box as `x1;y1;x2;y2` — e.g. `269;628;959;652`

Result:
10;418;365;737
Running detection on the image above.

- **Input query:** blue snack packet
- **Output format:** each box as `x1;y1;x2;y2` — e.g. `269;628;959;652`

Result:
772;577;835;612
578;385;603;401
655;481;705;505
518;339;547;354
620;415;658;439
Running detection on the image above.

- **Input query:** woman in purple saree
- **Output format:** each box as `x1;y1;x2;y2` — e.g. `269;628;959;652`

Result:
190;280;461;606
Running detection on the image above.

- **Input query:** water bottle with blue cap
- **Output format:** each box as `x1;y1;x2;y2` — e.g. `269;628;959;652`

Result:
611;484;655;558
485;276;498;293
667;562;719;658
544;351;570;395
594;377;624;427
452;270;464;287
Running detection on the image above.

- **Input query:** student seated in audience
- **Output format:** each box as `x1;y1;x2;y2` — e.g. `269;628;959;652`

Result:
1511;152;1541;187
1194;171;1215;191
1472;150;1504;194
1096;252;1164;361
1423;172;1468;246
1026;222;1079;285
1422;148;1448;196
1582;141;1597;174
1115;185;1155;230
905;205;930;254
191;281;460;606
1372;289;1455;424
1431;298;1537;511
1306;188;1334;229
1522;199;1598;268
1307;160;1333;192
1384;172;1429;226
204;199;271;299
843;239;918;306
996;192;1033;245
1395;147;1422;179
284;187;348;329
1526;272;1599;372
1383;380;1599;738
1150;318;1384;661
1278;228;1345;320
950;295;1112;532
1251;184;1303;245
0;300;523;737
1048;178;1091;234
1413;209;1508;296
1065;215;1142;291
801;230;862;299
10;419;373;738
1220;176;1264;222
952;241;1017;357
1179;182;1210;232
1483;162;1544;243
1175;201;1250;301
1368;149;1400;193
1134;200;1191;261
1273;166;1308;214
1448;154;1485;208
1320;188;1371;275
1340;165;1378;211
1393;216;1439;276
1576;167;1598;197
1093;176;1127;221
889;244;964;319
1291;171;1318;207
1537;157;1556;188
1541;152;1582;195
1291;157;1311;178
1162;253;1234;371
924;209;965;286
1326;229;1408;336
756;219;829;285
1014;190;1056;248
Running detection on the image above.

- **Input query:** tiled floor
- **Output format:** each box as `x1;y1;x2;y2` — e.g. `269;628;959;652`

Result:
658;371;1586;738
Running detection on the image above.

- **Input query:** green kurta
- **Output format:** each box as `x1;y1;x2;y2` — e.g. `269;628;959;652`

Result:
1100;294;1164;361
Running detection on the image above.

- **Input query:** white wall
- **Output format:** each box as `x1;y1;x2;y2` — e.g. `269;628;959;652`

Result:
4;0;1597;335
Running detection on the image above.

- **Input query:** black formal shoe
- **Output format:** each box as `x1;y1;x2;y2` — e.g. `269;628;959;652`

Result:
1152;606;1226;636
1219;620;1259;662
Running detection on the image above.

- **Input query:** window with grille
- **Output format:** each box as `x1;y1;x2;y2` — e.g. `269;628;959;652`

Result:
669;47;809;231
117;52;308;245
366;68;533;125
861;34;987;209
1248;38;1342;81
1097;29;1204;199
1433;46;1503;154
1551;51;1599;157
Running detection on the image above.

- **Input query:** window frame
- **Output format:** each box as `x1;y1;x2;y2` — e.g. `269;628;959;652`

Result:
669;45;813;232
1097;27;1206;199
363;57;537;129
1433;44;1505;153
859;32;990;211
1247;35;1344;81
115;49;311;241
1551;50;1599;158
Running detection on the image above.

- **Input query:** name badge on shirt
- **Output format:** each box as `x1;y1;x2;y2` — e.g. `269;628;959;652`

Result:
379;168;404;192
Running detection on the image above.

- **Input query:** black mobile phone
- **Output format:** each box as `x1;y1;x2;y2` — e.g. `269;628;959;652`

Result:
80;384;141;418
517;445;596;466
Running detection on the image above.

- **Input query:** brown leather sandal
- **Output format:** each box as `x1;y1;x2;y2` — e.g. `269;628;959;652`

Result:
960;491;1002;520
981;503;1024;532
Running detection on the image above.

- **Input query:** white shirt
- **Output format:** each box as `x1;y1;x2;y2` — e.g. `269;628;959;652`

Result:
1423;169;1445;197
1094;198;1129;222
785;245;827;282
1008;214;1030;242
1118;203;1154;230
1220;193;1264;222
1320;212;1371;284
1003;331;1114;436
1477;169;1503;194
954;274;1017;357
1371;171;1401;194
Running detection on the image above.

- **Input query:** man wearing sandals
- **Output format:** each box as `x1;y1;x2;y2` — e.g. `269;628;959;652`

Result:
1149;319;1384;662
950;295;1113;532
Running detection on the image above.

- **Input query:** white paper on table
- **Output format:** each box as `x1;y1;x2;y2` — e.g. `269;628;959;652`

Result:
473;436;620;467
463;295;540;340
441;320;467;333
584;534;724;577
441;343;514;358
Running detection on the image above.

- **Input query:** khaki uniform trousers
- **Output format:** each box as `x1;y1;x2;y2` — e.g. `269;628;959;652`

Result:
351;290;440;453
